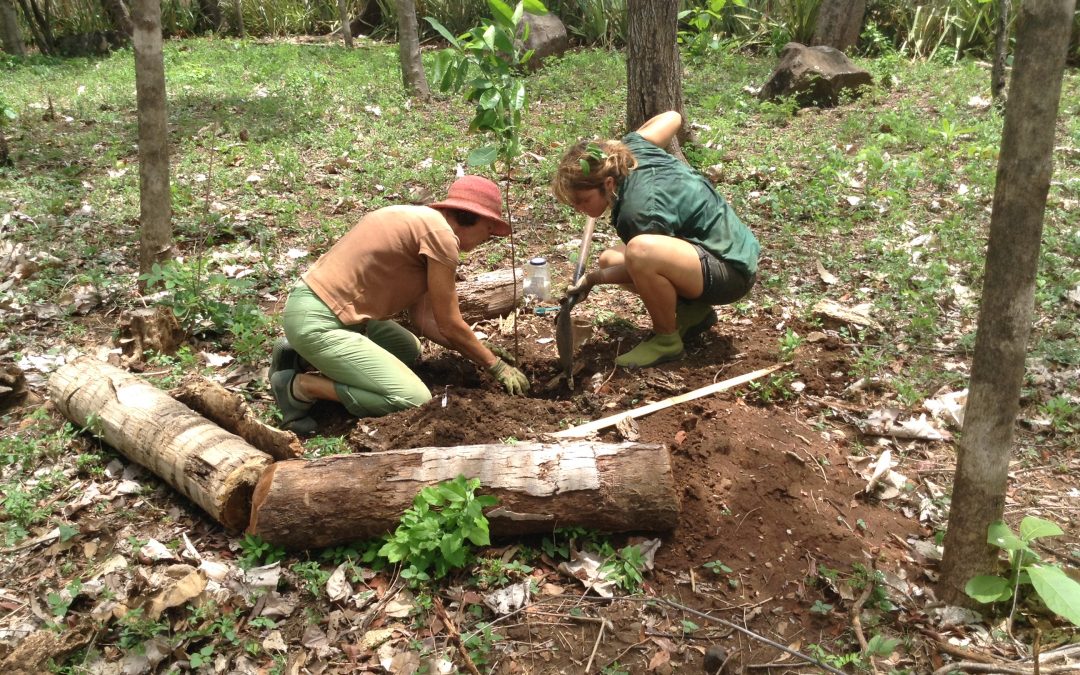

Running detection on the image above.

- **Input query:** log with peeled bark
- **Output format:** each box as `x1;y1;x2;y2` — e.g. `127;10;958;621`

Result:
172;376;303;461
456;268;522;322
249;441;679;550
48;356;273;531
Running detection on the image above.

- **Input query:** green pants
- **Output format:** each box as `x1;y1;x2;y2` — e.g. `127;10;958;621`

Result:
282;282;431;417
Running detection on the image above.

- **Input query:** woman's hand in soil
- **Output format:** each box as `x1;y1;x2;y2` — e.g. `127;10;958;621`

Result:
482;340;516;366
487;358;530;396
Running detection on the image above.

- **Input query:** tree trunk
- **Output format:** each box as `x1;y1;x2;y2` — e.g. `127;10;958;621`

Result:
626;0;685;155
172;377;304;462
991;0;1011;102
195;0;223;33
0;0;25;56
456;268;522;322
231;0;244;38
396;0;429;98
100;0;133;38
132;0;173;283
336;0;352;48
810;0;865;53
16;0;53;54
48;357;273;531
938;0;1075;605
249;441;680;549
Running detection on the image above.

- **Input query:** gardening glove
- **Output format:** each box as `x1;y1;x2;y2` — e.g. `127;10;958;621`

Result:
482;340;516;366
564;271;598;304
487;358;530;396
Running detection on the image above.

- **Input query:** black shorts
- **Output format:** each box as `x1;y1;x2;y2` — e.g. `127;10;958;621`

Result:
688;244;756;305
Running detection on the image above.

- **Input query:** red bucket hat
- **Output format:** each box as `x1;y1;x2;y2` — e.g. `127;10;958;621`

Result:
429;176;511;236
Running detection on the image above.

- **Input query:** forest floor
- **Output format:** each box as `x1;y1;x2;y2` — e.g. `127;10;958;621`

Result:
1;38;1079;675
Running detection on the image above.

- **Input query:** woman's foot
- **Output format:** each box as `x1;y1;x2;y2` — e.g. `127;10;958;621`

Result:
615;332;684;368
270;369;317;435
676;300;717;340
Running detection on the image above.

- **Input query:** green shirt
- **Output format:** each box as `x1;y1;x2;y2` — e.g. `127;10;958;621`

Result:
612;132;759;277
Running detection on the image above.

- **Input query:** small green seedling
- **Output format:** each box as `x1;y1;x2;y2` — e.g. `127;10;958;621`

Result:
965;516;1080;626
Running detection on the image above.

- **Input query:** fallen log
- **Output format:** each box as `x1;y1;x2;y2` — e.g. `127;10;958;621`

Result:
48;356;273;531
456;268;522;322
552;365;784;438
249;441;678;550
172;376;303;461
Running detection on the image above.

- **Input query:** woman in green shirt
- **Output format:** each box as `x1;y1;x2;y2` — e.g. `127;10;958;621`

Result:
552;111;760;368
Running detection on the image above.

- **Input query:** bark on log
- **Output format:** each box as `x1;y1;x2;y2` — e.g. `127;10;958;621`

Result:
249;441;679;550
48;356;272;531
172;376;303;461
457;268;523;322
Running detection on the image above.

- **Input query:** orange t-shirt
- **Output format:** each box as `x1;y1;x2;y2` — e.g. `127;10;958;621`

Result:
302;205;460;326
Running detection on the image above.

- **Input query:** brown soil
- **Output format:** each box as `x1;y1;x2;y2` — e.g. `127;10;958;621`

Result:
300;303;930;673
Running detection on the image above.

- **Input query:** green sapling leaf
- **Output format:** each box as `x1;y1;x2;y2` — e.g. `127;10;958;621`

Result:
1027;565;1080;627
1020;516;1064;543
965;574;1012;603
987;520;1025;551
468;146;498;166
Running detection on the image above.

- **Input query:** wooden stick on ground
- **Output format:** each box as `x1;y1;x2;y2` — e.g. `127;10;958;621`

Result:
172;376;303;461
48;356;273;530
552;365;784;438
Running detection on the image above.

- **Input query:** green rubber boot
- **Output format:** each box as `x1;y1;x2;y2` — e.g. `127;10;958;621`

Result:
676;300;717;340
615;332;684;368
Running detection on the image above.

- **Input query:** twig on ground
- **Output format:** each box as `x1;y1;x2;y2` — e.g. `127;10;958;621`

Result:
931;662;1080;675
583;617;609;673
434;596;481;675
627;596;848;675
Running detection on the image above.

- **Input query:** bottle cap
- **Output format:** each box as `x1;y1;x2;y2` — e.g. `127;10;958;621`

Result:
528;257;547;266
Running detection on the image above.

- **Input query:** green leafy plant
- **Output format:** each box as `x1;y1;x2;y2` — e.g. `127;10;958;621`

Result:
778;328;803;361
965;516;1080;627
378;475;498;583
427;0;548;169
238;534;286;569
290;561;331;598
189;644;214;668
599;543;647;593
703;559;739;588
461;620;504;668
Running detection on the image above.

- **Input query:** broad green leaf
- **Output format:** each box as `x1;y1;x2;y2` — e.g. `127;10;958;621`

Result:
509;80;526;110
866;634;900;657
1020;516;1063;543
467;146;498;166
479;88;501;110
964;574;1013;603
987;520;1025;551
425;17;462;49
487;0;514;24
492;27;515;54
482;25;496;51
522;0;548;15
466;521;491;547
512;2;524;25
1027;565;1080;626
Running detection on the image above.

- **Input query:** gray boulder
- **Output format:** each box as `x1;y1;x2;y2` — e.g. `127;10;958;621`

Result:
759;42;873;107
519;12;568;69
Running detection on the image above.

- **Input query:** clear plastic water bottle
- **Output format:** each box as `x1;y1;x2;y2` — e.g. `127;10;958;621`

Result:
523;256;551;302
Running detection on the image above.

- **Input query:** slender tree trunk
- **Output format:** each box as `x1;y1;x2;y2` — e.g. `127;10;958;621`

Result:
811;0;866;52
626;0;685;154
938;0;1075;605
396;0;429;98
336;0;352;48
16;0;53;54
991;0;1011;102
195;0;223;33
231;0;244;38
0;0;25;56
132;0;173;281
100;0;133;37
